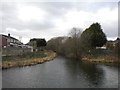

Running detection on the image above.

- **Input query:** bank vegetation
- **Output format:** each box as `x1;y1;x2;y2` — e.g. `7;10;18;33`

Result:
46;23;119;63
1;50;57;69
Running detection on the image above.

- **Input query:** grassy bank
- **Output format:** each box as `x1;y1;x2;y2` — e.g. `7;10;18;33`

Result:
1;51;57;69
82;54;118;63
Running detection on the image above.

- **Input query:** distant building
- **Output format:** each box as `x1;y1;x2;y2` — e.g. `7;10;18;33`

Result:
96;38;120;50
106;39;119;49
1;34;23;48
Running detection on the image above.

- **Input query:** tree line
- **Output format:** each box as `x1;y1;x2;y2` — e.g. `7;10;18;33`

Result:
46;23;107;60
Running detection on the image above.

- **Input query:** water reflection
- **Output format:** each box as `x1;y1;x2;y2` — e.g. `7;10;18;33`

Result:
64;58;104;87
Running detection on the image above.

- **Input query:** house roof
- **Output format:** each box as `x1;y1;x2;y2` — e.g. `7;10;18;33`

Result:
1;34;19;41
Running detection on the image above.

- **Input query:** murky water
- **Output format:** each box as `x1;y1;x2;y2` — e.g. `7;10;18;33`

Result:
2;56;118;88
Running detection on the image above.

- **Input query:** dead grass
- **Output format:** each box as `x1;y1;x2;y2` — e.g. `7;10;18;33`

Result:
1;51;57;69
82;54;118;63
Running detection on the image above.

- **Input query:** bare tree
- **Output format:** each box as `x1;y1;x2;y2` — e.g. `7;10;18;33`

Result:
68;27;82;59
46;27;82;60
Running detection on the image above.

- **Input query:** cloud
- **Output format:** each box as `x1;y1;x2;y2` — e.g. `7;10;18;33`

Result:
0;2;118;43
17;5;48;23
52;6;118;39
1;2;56;32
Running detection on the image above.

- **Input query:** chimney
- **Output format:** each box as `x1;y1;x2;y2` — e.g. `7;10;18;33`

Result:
8;33;10;38
8;33;11;43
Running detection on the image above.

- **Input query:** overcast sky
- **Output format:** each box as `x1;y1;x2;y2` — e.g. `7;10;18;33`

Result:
0;1;118;44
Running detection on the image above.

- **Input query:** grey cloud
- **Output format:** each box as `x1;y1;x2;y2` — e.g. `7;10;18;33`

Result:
0;2;118;43
104;28;118;38
1;2;57;32
1;2;75;32
2;17;54;31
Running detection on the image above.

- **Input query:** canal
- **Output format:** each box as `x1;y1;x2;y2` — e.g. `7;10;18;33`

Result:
2;56;118;88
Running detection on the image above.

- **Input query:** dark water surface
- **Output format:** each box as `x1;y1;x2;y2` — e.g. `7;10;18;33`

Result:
2;56;118;88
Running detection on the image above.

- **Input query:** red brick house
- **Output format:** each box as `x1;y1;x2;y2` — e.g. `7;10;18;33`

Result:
1;34;23;48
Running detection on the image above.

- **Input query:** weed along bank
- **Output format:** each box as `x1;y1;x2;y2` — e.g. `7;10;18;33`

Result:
1;51;57;69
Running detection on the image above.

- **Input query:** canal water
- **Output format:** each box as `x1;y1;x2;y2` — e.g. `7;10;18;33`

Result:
2;56;118;88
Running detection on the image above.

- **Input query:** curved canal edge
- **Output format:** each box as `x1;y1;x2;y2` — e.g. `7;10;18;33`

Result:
1;51;57;69
82;57;118;63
